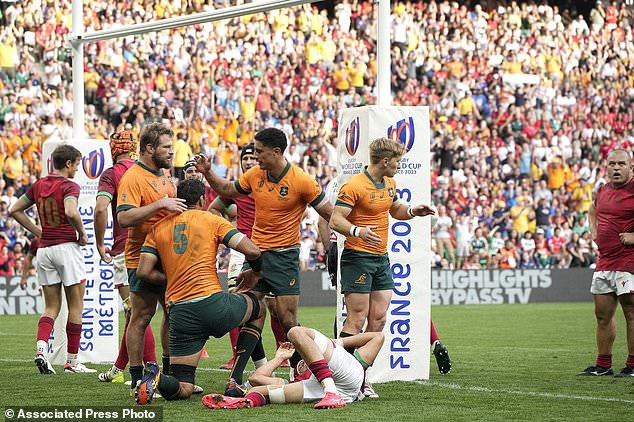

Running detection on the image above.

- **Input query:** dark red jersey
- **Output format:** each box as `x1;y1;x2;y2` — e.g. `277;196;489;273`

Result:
97;159;135;256
219;194;255;239
24;175;81;248
594;178;634;272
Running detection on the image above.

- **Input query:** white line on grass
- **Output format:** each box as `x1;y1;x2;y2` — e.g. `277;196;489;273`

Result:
417;380;634;404
0;358;259;375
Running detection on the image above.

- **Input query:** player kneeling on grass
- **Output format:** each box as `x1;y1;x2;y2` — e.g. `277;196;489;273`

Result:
202;327;384;410
134;179;266;404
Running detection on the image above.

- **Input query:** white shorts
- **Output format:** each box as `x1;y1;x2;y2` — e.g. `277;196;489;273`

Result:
36;242;86;287
591;271;634;296
227;249;246;282
301;336;365;403
113;253;128;288
456;242;470;257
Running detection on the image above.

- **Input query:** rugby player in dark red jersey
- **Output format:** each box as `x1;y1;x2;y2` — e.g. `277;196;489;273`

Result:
577;149;634;377
94;131;157;384
10;144;95;374
209;144;289;372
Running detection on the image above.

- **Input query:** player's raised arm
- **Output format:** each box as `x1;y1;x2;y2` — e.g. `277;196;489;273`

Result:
194;154;243;198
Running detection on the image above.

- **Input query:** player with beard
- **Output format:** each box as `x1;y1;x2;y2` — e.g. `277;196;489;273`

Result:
95;131;157;384
116;123;187;395
578;149;634;377
209;144;289;371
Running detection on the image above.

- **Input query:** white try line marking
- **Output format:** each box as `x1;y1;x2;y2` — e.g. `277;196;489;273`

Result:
417;380;634;404
0;358;257;374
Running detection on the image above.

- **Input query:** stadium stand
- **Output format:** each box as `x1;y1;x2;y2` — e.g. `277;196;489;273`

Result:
0;0;631;271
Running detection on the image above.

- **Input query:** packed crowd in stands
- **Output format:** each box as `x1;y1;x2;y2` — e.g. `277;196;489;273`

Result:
0;0;632;273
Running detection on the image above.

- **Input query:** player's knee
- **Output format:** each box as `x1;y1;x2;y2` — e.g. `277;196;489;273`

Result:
243;291;264;322
279;312;298;331
175;384;193;400
287;325;301;339
170;364;196;399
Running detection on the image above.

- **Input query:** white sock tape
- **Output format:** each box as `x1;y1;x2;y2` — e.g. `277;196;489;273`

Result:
267;385;286;404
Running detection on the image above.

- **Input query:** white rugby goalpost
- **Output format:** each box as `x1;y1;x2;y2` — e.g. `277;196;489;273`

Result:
70;0;392;139
67;0;431;380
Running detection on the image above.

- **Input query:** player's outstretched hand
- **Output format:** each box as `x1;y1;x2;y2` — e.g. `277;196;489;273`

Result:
275;342;296;360
235;269;260;293
97;245;113;264
194;154;211;174
412;204;436;217
158;197;187;213
619;232;634;246
359;225;381;246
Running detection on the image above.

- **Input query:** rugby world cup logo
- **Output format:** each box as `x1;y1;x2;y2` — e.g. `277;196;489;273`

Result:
387;116;415;153
345;117;360;156
83;148;106;179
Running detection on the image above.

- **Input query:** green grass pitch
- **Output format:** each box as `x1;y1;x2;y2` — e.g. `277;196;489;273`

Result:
1;303;633;421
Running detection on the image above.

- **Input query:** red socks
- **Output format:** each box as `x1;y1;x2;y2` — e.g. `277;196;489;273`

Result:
37;316;55;342
229;328;239;359
143;324;156;364
115;321;156;369
115;321;129;369
245;391;267;407
66;322;82;355
430;320;439;345
626;355;634;368
596;354;612;369
270;317;287;349
308;359;333;383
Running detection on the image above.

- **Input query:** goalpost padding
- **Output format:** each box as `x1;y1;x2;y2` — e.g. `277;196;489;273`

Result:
335;106;431;382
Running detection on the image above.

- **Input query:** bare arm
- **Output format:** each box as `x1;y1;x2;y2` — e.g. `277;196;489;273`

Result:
588;202;597;240
389;200;436;220
227;233;261;262
313;198;333;223
228;233;263;293
137;252;167;286
318;216;331;250
9;197;42;238
20;253;33;289
208;197;237;220
64;197;88;246
194;154;243;198
330;205;381;246
118;196;186;228
248;342;295;387
94;195;112;263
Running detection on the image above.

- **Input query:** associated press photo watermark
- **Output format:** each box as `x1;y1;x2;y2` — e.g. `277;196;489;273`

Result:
3;406;162;421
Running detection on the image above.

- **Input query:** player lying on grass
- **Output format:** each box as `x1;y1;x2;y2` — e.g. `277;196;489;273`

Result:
202;327;384;410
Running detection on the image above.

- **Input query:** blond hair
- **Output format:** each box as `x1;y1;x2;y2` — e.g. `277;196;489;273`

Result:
369;137;407;164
